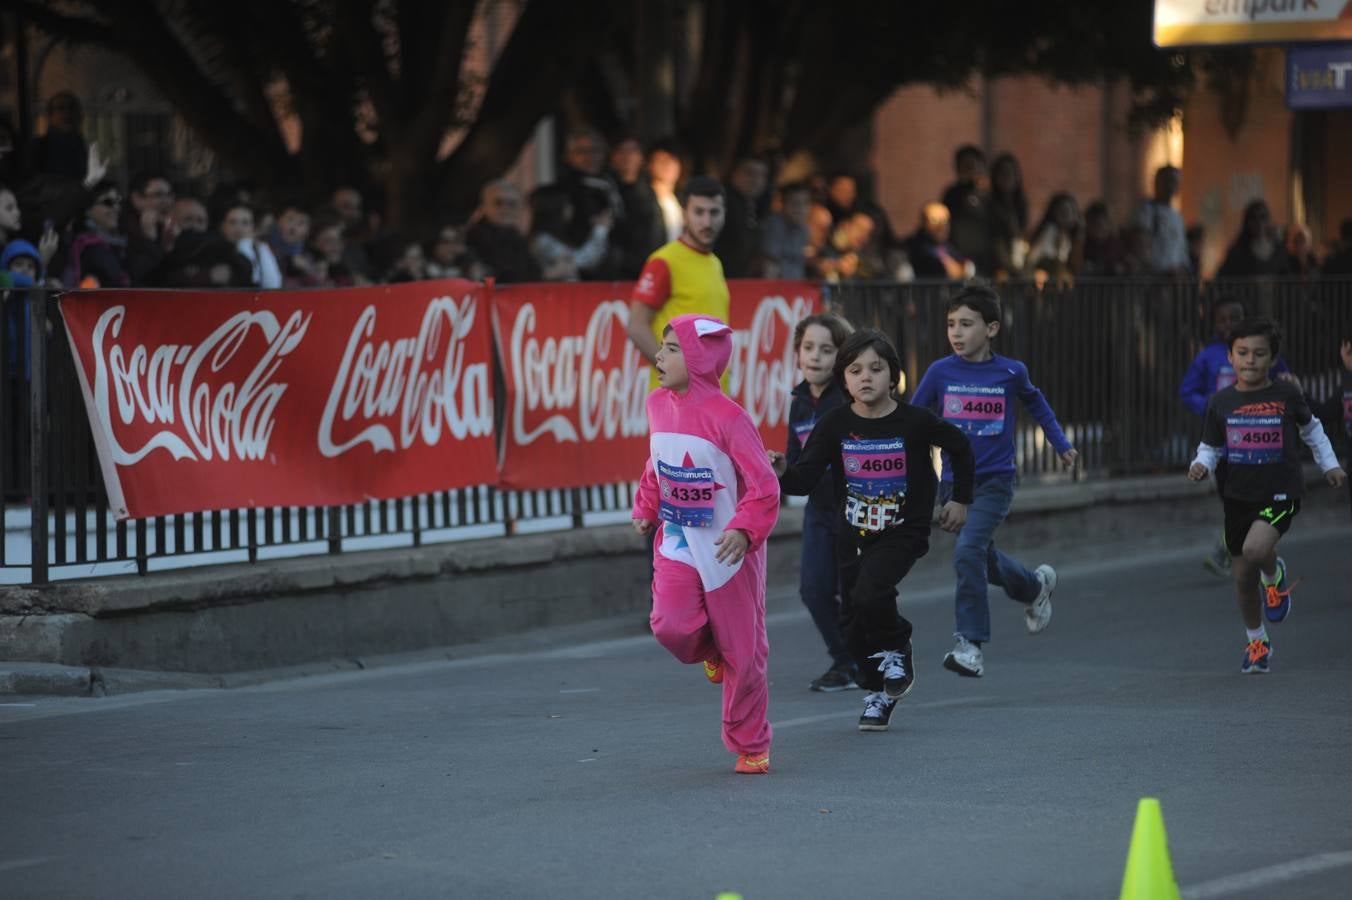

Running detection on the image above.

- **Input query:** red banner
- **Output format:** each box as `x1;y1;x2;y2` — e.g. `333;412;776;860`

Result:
60;280;496;519
492;280;820;490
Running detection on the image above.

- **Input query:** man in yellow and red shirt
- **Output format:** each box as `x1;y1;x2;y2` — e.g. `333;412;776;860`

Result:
627;175;731;389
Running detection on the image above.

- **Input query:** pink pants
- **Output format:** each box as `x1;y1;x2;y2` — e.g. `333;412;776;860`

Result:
649;546;772;756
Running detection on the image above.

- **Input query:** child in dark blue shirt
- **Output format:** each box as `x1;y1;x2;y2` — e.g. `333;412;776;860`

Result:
785;313;857;691
911;285;1076;678
1179;297;1294;575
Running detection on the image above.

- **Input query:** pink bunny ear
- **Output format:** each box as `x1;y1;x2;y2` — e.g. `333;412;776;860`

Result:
692;317;731;337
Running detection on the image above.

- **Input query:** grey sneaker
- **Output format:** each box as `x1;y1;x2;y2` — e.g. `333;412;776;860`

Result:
942;634;984;677
1026;565;1056;634
809;662;859;692
858;692;898;731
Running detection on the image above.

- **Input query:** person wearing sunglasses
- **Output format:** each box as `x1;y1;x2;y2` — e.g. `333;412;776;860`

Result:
63;179;131;288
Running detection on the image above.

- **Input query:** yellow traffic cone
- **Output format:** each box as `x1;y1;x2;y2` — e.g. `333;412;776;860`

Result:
1119;797;1182;900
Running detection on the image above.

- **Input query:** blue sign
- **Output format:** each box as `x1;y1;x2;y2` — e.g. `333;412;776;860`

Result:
1287;42;1352;109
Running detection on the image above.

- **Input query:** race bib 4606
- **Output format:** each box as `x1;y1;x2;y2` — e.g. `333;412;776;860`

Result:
841;437;907;532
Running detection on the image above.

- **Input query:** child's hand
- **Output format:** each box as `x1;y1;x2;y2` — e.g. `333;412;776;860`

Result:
1275;371;1302;390
1340;340;1352;372
632;518;653;536
714;529;750;565
766;450;787;476
938;501;967;533
1327;467;1348;489
1188;462;1210;482
1059;448;1078;471
38;227;59;268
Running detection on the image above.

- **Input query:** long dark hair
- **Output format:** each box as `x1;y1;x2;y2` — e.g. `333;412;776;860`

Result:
989;153;1027;232
1030;192;1081;244
528;184;573;241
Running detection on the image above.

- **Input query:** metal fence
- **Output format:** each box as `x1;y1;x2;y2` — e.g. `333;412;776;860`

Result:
4;279;1350;585
828;277;1352;479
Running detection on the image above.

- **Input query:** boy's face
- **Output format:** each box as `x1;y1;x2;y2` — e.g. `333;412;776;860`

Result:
655;331;689;392
9;256;37;280
1213;303;1243;342
843;346;893;408
1228;335;1274;388
797;323;839;388
947;304;997;361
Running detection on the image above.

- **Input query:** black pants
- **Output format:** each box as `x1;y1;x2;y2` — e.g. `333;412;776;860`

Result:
837;526;929;692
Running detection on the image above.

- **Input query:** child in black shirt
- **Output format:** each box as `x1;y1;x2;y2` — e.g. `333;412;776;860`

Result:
771;330;975;731
1187;318;1346;674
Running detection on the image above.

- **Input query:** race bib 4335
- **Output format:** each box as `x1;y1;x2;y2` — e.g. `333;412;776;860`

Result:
658;459;715;528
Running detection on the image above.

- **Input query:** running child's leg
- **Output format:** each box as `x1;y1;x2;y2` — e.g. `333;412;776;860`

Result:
844;531;926;689
649;554;718;666
1233;520;1279;627
800;504;850;669
703;547;772;757
946;479;1001;644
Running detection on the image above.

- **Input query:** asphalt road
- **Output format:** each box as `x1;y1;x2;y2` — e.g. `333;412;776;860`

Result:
3;503;1351;899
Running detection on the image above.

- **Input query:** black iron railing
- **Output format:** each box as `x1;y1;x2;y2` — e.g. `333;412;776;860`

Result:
4;278;1350;585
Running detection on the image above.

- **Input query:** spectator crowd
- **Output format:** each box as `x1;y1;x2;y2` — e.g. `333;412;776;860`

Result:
3;91;1352;294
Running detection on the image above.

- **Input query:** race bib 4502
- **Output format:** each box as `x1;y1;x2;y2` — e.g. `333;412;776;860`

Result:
1225;415;1283;465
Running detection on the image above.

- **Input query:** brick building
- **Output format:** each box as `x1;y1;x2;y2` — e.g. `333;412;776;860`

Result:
871;49;1352;277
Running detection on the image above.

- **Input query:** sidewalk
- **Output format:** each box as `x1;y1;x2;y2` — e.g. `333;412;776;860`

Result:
3;470;1345;695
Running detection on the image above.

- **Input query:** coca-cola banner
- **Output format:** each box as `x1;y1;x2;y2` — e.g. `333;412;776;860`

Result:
60;281;496;519
492;280;820;490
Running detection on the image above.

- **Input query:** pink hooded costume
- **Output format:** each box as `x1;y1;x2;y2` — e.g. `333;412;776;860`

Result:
633;314;781;757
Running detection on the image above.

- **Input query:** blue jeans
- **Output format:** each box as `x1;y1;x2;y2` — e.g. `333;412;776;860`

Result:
800;502;850;666
939;476;1040;643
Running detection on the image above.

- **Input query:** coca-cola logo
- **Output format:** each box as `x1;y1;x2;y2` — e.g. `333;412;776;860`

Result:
505;299;648;446
727;293;816;429
88;305;309;464
319;294;492;456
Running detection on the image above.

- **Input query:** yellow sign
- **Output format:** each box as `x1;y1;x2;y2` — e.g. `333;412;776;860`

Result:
1154;0;1352;47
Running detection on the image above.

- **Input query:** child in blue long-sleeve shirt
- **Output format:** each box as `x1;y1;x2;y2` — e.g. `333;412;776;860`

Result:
1179;297;1293;575
911;285;1076;678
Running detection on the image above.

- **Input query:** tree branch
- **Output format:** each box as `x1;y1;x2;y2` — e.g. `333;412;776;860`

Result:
439;0;612;211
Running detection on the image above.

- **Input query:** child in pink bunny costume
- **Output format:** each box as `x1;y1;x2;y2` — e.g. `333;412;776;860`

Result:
632;313;781;774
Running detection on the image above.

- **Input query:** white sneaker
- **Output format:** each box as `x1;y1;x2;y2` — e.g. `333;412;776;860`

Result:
942;634;984;677
1026;565;1056;634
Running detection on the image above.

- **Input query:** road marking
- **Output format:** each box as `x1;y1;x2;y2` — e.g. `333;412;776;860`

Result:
4;525;1345;722
0;703;36;708
774;696;994;728
0;857;57;873
1181;850;1352;898
559;688;600;694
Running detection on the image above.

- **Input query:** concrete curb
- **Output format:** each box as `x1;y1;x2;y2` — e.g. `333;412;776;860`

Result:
2;468;1339;694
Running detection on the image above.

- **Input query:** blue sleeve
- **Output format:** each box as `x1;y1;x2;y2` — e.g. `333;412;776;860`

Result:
1272;356;1291;375
911;362;941;412
1014;363;1072;454
1178;352;1210;418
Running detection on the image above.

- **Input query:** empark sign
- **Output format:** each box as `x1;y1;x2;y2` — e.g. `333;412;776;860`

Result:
1154;0;1352;47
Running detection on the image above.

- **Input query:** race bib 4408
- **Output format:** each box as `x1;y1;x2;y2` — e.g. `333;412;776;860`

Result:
943;385;1006;436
